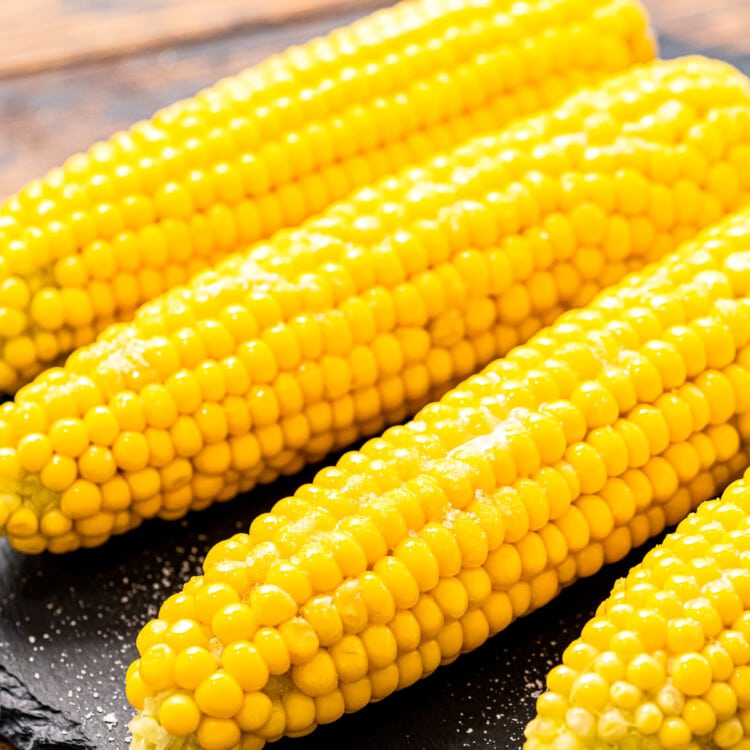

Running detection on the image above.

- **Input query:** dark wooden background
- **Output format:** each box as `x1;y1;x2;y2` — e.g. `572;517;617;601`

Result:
1;1;750;749
1;0;749;201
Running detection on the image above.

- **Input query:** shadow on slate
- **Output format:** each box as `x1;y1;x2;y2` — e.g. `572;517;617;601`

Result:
2;32;750;750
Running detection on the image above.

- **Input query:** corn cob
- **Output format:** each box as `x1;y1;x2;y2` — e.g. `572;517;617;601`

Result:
0;0;654;394
524;467;750;750
0;58;748;557
125;185;750;750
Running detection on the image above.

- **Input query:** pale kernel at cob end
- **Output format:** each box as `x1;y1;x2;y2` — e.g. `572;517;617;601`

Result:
524;468;750;750
0;0;655;395
128;204;750;750
2;56;750;555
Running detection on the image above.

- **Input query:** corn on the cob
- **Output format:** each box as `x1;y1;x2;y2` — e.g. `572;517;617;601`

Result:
126;184;750;750
0;58;748;556
525;466;750;750
0;0;654;394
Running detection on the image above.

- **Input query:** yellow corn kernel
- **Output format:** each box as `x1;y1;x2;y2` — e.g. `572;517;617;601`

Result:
158;694;201;737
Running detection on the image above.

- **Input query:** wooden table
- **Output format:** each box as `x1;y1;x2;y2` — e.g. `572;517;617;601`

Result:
1;1;750;749
1;0;750;200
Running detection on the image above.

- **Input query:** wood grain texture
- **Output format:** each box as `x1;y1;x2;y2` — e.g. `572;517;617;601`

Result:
0;0;385;79
0;4;389;200
645;0;750;54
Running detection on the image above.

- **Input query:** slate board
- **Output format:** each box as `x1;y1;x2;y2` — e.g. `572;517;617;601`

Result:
3;33;750;750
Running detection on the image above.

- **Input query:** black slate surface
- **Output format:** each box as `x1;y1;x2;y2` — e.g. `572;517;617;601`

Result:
3;34;750;750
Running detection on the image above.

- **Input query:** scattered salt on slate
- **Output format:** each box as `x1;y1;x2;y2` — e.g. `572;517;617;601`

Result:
0;453;660;750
